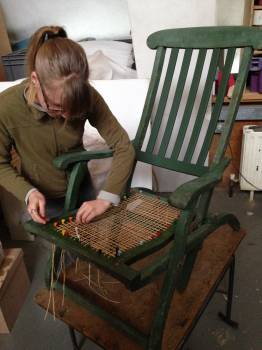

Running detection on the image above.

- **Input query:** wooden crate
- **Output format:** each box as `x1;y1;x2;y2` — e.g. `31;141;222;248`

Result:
0;248;30;333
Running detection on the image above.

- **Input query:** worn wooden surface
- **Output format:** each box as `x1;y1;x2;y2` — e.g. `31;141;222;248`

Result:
35;225;245;350
0;249;30;333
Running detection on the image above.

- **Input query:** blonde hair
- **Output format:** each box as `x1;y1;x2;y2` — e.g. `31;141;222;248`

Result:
26;25;90;117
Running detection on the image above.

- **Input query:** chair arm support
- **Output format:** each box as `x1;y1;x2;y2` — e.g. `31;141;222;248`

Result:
168;158;230;210
53;149;114;170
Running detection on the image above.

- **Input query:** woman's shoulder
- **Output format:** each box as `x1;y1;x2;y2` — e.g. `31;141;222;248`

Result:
0;80;29;125
0;79;27;101
88;83;109;112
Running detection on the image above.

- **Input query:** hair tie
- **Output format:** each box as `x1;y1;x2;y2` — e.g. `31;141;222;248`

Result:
44;33;49;42
44;29;67;42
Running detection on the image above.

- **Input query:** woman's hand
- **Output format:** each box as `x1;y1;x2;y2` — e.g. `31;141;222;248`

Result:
27;190;47;224
76;199;112;224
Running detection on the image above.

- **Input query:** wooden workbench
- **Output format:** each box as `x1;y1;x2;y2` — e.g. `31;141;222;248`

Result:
35;225;245;349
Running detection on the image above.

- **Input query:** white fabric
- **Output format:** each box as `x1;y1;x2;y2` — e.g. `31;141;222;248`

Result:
25;188;38;204
87;50;137;80
97;190;120;206
0;79;25;93
79;40;134;68
84;79;152;191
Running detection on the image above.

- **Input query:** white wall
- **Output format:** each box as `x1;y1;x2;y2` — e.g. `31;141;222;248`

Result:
128;0;217;79
0;0;131;43
216;0;246;25
0;0;247;45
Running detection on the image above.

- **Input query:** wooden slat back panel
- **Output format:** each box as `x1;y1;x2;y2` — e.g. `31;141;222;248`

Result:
133;27;257;176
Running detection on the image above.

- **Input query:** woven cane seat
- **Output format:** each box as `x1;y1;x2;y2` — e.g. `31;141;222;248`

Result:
56;191;180;257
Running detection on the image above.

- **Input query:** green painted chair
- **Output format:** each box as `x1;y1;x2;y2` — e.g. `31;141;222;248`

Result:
24;26;262;349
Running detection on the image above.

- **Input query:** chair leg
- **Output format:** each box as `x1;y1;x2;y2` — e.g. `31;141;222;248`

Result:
148;267;182;349
218;255;238;328
176;248;199;292
146;211;192;349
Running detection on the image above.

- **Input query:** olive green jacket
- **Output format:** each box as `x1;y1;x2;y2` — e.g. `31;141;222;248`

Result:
0;81;135;202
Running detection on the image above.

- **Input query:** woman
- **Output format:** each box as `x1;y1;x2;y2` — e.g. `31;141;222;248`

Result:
0;26;135;225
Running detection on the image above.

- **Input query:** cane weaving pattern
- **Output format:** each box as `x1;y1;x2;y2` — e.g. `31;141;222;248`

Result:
56;192;180;257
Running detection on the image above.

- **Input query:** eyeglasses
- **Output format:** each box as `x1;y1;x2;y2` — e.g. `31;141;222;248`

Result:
37;75;64;113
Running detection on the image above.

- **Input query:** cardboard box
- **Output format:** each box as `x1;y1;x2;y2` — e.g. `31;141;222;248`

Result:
0;248;30;333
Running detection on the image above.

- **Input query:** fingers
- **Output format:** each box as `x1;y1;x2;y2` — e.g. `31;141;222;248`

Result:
76;202;95;224
38;199;46;221
76;199;111;224
27;190;47;224
29;208;46;224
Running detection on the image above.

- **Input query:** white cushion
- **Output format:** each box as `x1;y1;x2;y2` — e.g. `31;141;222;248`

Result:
87;51;137;80
0;79;25;93
78;40;134;68
84;79;151;191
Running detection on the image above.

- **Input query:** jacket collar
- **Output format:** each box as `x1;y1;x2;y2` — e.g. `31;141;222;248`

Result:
23;86;46;120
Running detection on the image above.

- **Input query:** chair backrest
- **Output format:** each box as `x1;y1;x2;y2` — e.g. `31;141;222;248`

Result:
133;26;262;178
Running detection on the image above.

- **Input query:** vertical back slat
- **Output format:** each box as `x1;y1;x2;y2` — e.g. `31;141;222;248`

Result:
184;48;220;163
133;47;166;149
158;49;193;157
146;48;179;153
213;46;253;164
196;47;236;165
170;49;207;161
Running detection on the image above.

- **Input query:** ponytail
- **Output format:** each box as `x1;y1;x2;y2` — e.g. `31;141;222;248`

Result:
26;25;90;117
27;26;67;75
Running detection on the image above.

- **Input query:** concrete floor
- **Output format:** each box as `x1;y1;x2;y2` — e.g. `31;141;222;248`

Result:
0;187;261;350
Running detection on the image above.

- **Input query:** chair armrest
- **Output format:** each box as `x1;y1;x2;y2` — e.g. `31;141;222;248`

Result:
168;158;230;210
53;149;114;170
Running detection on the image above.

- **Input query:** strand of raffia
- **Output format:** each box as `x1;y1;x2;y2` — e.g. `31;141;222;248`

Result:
44;243;56;320
44;247;68;320
71;261;120;303
75;257;79;274
60;249;66;308
80;271;120;304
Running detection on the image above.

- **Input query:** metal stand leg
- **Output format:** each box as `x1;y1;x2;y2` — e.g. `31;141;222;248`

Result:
69;327;80;350
68;327;86;350
218;255;239;328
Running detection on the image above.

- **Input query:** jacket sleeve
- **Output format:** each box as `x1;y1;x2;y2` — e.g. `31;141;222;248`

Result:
87;86;136;196
0;118;34;202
